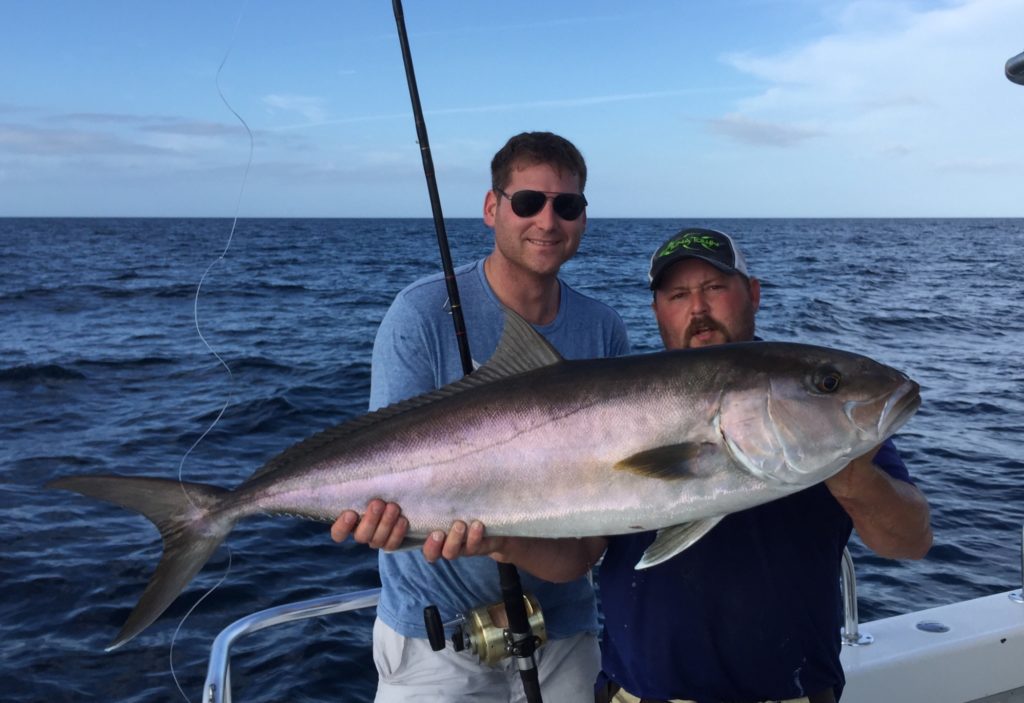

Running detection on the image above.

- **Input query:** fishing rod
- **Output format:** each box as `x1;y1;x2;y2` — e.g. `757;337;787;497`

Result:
390;2;544;702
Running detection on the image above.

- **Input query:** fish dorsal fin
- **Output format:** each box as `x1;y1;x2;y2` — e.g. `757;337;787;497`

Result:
467;306;565;384
246;307;564;484
635;517;724;569
615;442;721;479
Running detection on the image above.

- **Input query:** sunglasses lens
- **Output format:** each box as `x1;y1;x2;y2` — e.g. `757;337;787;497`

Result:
553;194;586;221
505;190;587;220
509;190;548;218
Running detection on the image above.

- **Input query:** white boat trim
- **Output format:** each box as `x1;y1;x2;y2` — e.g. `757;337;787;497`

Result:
841;589;1024;703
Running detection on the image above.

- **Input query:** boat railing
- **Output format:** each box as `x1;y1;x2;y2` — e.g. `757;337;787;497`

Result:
198;551;889;699
840;547;873;646
202;588;381;703
203;528;1024;700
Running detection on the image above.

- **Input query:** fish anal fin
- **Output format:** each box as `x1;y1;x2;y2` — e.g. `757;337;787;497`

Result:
615;442;720;479
635;517;724;569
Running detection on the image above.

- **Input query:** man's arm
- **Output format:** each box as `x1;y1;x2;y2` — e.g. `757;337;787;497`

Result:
331;500;607;583
825;444;932;559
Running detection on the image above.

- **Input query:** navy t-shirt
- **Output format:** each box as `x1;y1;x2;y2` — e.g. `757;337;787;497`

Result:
596;439;911;702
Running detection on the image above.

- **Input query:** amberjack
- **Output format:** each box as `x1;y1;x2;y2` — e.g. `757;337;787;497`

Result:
48;309;920;649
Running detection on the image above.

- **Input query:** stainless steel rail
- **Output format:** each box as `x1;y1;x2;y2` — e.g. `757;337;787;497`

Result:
841;547;873;646
202;551;873;702
202;588;381;703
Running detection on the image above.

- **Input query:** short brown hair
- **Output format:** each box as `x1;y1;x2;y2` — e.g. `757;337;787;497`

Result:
490;132;587;193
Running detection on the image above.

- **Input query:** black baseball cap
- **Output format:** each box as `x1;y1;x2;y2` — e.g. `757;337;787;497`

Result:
648;228;750;290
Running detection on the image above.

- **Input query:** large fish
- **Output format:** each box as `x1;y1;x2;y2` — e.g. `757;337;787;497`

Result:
48;310;920;650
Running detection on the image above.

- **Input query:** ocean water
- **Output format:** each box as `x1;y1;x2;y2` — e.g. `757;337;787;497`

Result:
2;217;1023;702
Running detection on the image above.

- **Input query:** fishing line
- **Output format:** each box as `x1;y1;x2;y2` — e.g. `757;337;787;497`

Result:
176;9;254;510
169;4;252;700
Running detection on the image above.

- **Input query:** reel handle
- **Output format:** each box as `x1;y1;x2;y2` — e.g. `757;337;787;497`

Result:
424;605;448;651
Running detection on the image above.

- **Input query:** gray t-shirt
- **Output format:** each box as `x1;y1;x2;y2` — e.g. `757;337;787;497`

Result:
369;258;630;639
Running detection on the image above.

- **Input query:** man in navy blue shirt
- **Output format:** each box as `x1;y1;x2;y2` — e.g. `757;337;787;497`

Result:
590;229;932;703
341;227;932;703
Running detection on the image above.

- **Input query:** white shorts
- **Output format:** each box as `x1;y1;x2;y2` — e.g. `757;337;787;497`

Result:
372;618;600;703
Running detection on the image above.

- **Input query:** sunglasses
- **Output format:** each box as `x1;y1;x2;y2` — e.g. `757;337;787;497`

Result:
495;188;588;221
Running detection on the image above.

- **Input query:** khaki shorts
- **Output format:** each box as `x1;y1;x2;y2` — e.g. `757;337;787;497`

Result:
372;618;600;703
603;681;835;703
613;692;814;703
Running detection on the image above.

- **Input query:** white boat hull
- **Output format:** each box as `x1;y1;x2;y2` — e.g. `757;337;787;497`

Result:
842;590;1024;703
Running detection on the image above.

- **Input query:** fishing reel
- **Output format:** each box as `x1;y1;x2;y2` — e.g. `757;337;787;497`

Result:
424;594;547;665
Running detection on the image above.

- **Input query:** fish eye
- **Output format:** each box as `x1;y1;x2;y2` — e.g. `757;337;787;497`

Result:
814;369;842;394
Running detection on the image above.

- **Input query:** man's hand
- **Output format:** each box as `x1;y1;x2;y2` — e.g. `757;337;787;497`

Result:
330;500;509;562
824;444;884;499
421;519;512;563
331;499;408;552
825;444;932;560
331;500;606;581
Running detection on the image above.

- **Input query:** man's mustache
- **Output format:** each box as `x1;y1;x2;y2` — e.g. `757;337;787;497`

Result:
685;316;727;341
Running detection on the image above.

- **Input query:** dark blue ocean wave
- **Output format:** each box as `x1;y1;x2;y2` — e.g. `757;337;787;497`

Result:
232;396;305;435
77;355;178;369
3;282;198;302
230;282;314;296
227;355;294;374
859;313;975;334
929;399;1009;415
0;363;86;383
3;217;1024;702
151;284;207;299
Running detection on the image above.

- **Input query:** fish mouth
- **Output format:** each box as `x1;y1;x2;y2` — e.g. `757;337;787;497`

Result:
879;378;922;436
845;377;921;440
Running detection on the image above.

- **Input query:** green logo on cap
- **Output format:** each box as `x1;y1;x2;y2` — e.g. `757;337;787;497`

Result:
658;234;722;258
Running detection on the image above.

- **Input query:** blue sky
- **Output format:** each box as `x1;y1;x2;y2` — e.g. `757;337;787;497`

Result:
3;0;1023;217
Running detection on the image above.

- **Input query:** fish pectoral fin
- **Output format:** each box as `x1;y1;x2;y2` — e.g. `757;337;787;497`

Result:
615;442;720;479
635;517;724;569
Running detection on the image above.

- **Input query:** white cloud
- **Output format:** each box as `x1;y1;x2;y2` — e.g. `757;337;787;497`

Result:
0;124;166;156
266;87;737;133
708;114;826;147
700;0;1024;216
720;0;1024;150
262;94;329;123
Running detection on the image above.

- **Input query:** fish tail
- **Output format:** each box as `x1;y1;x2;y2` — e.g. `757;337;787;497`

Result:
46;474;235;650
